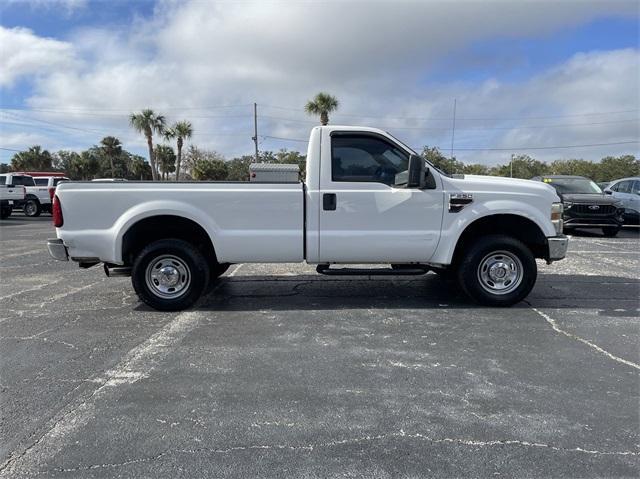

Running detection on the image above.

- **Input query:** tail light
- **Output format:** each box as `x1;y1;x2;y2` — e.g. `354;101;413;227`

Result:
52;195;63;227
21;186;26;199
48;187;55;200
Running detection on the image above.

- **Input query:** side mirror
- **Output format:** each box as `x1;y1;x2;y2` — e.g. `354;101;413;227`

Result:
604;190;612;195
407;154;425;188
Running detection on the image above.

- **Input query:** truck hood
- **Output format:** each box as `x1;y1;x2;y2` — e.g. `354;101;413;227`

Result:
560;193;620;205
450;174;560;201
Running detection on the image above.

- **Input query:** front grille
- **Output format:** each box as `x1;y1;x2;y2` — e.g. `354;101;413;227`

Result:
570;204;616;215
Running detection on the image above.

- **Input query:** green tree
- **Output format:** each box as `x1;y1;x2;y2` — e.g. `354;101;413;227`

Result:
597;155;639;182
491;154;547;178
77;148;101;180
274;148;306;179
304;92;339;125
463;163;490;175
10;146;53;171
164;121;193;181
192;158;228;181
99;136;123;178
129;109;166;181
155;144;176;180
128;155;151;180
226;155;253;181
547;158;598;179
420;146;464;174
0;163;9;173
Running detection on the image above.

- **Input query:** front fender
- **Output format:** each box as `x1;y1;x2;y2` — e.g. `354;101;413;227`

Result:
111;200;219;263
430;199;555;265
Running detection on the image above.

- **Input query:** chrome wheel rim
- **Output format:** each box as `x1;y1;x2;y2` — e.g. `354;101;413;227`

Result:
145;255;191;299
24;201;36;215
477;250;523;295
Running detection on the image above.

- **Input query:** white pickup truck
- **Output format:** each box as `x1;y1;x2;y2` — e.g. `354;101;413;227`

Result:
0;181;26;219
0;173;59;217
47;126;568;310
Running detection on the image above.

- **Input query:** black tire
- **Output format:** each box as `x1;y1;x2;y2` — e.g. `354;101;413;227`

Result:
131;239;210;311
23;198;41;217
0;206;11;219
205;263;231;293
456;234;537;307
212;263;231;278
602;227;620;237
432;266;454;280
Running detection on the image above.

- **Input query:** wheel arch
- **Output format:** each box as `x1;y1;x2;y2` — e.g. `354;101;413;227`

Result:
120;214;218;267
450;214;548;267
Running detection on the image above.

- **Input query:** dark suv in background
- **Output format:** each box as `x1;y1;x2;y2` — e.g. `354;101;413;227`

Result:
532;175;624;237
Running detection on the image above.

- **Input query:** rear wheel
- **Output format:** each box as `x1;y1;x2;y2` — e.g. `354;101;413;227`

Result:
456;235;537;306
131;239;210;311
602;226;620;237
23;199;41;217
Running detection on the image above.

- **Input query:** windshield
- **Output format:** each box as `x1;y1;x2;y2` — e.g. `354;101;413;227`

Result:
543;177;602;194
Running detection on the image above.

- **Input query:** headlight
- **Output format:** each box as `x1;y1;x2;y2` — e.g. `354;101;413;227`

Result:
551;202;563;234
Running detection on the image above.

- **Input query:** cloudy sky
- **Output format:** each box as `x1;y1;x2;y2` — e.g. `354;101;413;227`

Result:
0;0;638;165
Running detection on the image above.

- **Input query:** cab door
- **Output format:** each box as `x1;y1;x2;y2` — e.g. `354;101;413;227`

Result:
318;131;443;263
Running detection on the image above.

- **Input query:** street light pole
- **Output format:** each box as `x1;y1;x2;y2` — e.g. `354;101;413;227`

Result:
510;154;514;178
252;102;259;163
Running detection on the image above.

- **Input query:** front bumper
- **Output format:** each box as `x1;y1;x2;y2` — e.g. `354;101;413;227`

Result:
547;235;568;262
47;238;69;261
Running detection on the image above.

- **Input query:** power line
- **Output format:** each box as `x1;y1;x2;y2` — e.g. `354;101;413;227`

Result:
260;136;639;151
257;114;639;131
0;147;21;152
450;141;639;151
0;103;252;113
259;104;640;122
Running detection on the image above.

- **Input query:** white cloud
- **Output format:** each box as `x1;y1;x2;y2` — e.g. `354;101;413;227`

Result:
5;0;639;164
0;26;77;87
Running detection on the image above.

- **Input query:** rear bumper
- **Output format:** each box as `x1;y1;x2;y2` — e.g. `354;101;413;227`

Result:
547;235;568;262
47;238;69;261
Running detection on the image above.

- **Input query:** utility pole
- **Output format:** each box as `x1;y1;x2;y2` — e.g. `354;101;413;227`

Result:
450;98;457;159
252;102;259;163
510;153;514;178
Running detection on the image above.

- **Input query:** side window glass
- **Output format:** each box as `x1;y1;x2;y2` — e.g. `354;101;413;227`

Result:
617;181;631;194
631;181;640;195
0;176;5;186
35;178;48;186
331;135;408;185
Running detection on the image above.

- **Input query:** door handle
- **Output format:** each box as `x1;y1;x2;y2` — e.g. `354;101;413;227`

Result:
323;193;337;211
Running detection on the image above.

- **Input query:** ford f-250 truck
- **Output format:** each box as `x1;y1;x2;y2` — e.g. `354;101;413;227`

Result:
47;126;568;311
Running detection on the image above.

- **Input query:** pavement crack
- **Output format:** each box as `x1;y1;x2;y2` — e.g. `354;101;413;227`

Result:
528;305;640;371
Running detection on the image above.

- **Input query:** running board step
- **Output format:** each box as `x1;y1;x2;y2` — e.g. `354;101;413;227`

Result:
316;265;428;276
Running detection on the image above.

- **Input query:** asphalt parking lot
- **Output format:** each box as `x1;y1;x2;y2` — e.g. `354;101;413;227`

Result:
0;213;638;478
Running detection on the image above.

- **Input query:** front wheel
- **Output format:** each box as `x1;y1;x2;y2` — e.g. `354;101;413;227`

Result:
131;239;210;311
456;235;537;307
23;199;41;217
602;226;620;237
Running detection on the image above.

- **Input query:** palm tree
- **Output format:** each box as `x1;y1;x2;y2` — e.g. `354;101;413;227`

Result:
129;109;166;181
304;92;339;126
99;136;122;178
155;144;176;180
164;121;193;181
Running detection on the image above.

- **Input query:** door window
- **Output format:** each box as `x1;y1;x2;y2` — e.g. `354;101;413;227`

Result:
331;134;408;185
632;181;640;195
34;178;48;186
616;180;632;193
10;176;35;186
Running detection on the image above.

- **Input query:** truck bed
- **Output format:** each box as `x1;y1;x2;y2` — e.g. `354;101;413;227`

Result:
55;181;305;264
